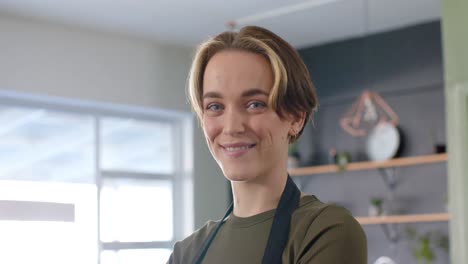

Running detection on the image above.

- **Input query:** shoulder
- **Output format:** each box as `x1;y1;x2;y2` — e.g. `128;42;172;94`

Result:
288;196;367;263
168;220;219;264
294;195;363;232
312;203;365;239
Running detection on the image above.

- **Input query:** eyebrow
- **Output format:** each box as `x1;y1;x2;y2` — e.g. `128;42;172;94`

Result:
202;88;269;99
241;89;269;98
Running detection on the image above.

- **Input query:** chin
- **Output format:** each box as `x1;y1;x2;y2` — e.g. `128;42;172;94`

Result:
221;165;256;182
225;174;251;182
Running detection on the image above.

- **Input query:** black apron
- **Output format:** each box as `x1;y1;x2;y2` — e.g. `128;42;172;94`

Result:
191;175;301;264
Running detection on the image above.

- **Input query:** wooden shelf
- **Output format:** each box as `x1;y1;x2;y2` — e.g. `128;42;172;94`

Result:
289;153;447;176
356;213;450;225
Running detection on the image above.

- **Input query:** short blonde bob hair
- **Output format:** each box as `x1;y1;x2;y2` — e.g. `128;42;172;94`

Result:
188;26;318;142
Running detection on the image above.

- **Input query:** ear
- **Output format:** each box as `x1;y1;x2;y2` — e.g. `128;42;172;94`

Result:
288;111;306;136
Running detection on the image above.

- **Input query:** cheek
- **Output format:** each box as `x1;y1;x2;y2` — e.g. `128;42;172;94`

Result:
202;117;220;142
262;122;290;148
250;120;284;146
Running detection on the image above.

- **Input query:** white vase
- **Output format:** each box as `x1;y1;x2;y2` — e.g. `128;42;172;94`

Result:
368;204;383;216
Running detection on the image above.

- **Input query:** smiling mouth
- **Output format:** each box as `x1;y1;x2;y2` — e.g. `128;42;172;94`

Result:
224;144;256;151
221;143;256;158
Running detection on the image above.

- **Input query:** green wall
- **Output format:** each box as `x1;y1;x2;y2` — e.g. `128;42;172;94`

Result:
442;1;468;263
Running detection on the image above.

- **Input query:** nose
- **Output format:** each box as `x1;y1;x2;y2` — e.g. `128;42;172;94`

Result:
223;107;246;136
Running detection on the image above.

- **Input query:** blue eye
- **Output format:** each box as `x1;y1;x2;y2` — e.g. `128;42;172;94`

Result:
207;104;222;111
247;101;266;109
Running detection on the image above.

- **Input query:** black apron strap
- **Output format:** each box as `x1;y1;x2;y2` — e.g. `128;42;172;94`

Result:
261;176;300;264
191;202;233;264
192;175;300;264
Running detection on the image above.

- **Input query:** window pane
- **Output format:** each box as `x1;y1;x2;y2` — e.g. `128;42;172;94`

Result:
0;180;97;264
100;117;174;174
0;105;95;183
100;179;173;242
101;249;171;264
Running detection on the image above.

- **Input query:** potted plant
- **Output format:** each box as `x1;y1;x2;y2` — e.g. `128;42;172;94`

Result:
369;197;384;216
335;151;351;172
405;228;449;264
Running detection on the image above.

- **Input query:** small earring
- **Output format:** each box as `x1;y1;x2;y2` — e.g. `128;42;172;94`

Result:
289;130;298;141
293;129;300;140
289;130;296;137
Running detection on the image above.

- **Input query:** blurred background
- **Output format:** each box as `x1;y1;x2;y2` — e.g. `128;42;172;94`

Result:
0;0;467;263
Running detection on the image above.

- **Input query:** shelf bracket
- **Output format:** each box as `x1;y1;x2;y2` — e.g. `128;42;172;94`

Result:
380;223;400;243
378;167;400;244
378;167;398;191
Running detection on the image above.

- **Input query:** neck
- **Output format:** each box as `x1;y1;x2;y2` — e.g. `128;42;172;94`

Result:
231;169;288;218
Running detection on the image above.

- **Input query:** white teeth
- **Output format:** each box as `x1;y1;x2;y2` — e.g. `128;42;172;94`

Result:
225;145;250;151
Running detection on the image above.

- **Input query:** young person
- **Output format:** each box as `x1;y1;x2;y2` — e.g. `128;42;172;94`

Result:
167;26;367;264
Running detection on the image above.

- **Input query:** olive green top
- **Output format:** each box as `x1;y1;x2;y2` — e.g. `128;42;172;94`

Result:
167;195;367;264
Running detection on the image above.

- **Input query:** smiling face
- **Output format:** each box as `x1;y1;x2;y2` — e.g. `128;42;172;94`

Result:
202;50;303;182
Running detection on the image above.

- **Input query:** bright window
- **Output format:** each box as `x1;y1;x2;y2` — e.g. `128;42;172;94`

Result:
0;106;95;183
0;96;191;264
100;117;174;174
100;179;173;242
0;181;97;264
101;249;171;264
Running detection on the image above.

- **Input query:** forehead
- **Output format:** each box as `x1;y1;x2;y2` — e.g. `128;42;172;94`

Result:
202;50;273;95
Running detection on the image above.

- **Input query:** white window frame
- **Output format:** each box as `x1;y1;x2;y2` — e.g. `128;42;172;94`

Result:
0;90;194;264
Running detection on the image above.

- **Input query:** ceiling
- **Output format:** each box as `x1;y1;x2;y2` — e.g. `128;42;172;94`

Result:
0;0;441;48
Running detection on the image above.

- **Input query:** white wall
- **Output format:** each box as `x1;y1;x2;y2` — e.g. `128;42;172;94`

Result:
0;13;228;231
